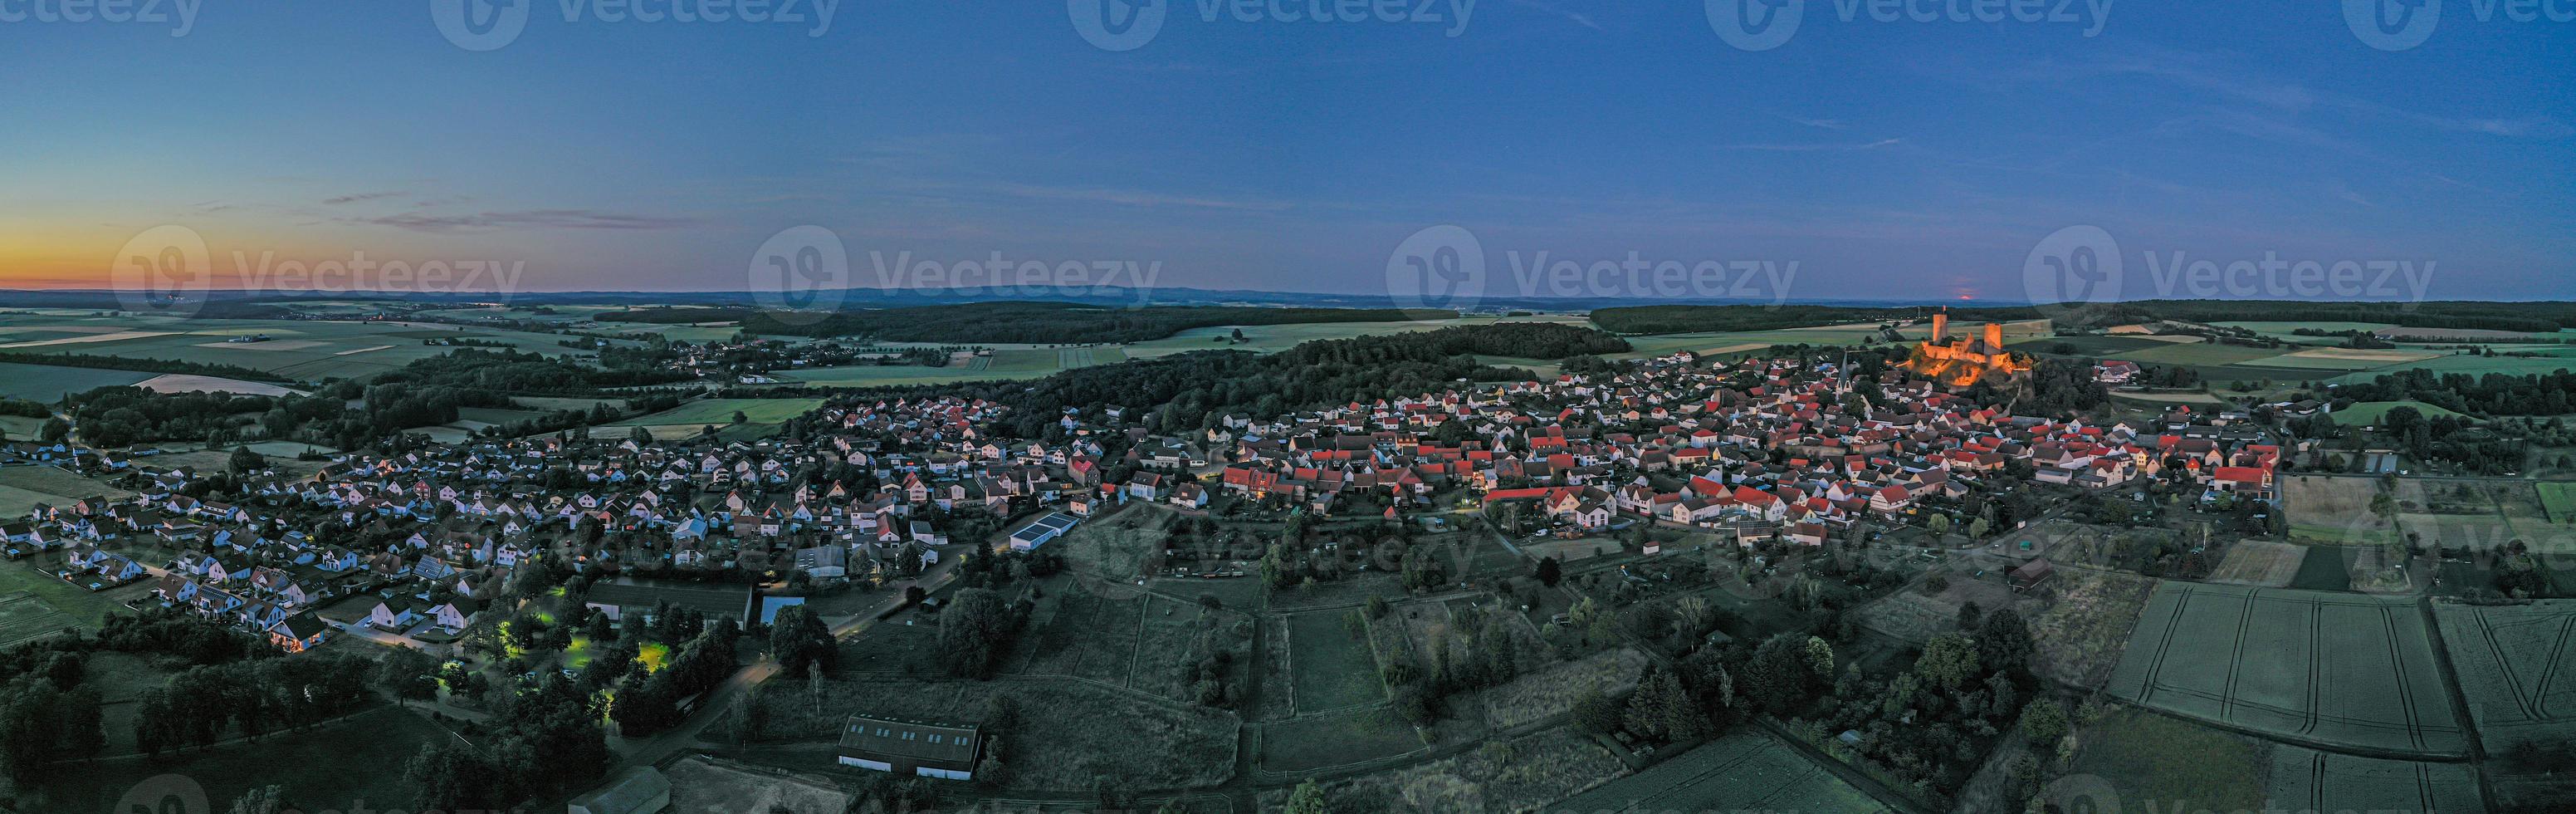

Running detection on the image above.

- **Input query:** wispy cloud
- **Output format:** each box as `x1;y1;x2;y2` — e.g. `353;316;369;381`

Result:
993;184;1294;212
323;191;407;205
1716;138;1902;152
1512;0;1601;30
1774;113;1849;130
353;209;695;233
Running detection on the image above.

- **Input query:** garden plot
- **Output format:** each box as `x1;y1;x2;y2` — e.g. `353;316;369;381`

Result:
1297;728;1627;814
2433;600;2576;754
1259;705;1421;773
1286;610;1386;713
2265;747;2484;814
2207;540;2306;586
1481;647;1647;730
1128;594;1254;704
2025;567;2158;689
2283;475;2398;546
1010;578;1146;685
1851;571;2030;644
2106;582;2466;757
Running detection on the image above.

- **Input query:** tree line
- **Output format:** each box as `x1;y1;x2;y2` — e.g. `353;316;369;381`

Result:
732;302;1446;345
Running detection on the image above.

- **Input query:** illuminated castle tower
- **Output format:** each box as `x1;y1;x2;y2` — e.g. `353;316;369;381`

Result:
1904;307;2029;387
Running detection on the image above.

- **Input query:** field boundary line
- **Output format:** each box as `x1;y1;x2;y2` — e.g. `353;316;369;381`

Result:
2379;602;2428;753
2218;587;2256;721
2302;600;2323;737
2107;698;2473;763
2468;608;2544;723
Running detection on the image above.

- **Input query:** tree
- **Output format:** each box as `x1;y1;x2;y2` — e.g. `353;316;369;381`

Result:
1744;633;1817;713
1535;556;1562;587
1803;635;1835;681
770;604;835;677
60;685;105;761
1915;633;1981;691
1283;779;1329;814
379;648;442;704
1571;684;1624;735
0;682;61;784
1624;669;1705;743
227;446;266;473
1977;609;2034;675
938;588;1016;679
38;417;67;444
2021;698;2070;747
1957;601;1984;631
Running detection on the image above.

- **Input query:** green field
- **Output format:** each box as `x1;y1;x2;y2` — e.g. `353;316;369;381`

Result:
0;465;137;517
1552;729;1894;813
2114;341;2288;366
775;365;1025;387
2106;582;2466;757
2432;600;2576;754
2330;400;2475;426
0;591;74;648
604;397;820;431
2013;335;2186;356
2266;746;2483;814
2212;321;2402;340
2539;483;2576;523
0;362;152;400
1286;610;1386;712
1124;315;1581;358
2072;708;2265;813
0;314;609;381
33;705;457;814
2331;353;2576;385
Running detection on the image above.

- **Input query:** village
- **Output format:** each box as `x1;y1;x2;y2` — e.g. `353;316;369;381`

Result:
0;318;2334;814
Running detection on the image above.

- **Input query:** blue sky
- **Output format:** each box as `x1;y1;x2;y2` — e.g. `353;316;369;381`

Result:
3;1;2569;301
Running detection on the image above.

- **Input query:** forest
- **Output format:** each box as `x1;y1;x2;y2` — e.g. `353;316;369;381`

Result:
729;302;1441;344
802;322;1631;441
2337;366;2576;417
1588;304;2041;335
